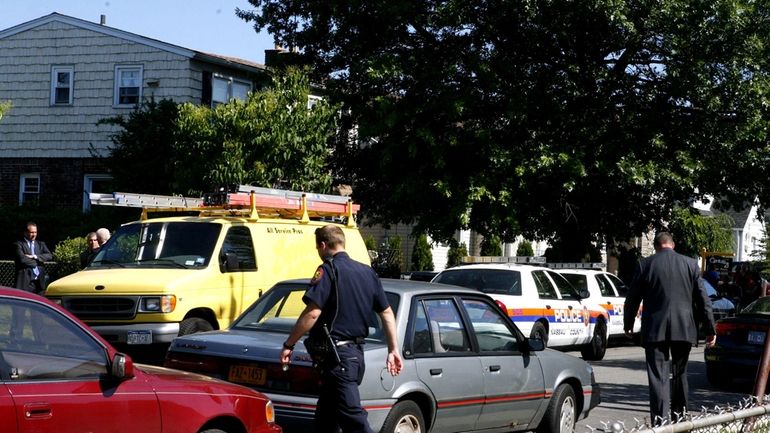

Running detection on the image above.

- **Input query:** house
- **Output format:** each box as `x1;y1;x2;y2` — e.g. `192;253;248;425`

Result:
695;198;767;262
0;13;271;210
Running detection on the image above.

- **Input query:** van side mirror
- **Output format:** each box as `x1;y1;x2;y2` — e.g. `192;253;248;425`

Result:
219;251;239;272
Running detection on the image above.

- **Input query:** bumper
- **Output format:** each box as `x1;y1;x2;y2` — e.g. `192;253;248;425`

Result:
266;393;393;432
91;322;180;344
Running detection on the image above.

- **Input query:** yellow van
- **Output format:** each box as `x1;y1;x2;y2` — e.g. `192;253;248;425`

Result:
45;187;370;348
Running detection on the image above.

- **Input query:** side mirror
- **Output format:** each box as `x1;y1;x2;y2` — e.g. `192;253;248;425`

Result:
526;337;545;352
219;251;239;272
111;352;135;380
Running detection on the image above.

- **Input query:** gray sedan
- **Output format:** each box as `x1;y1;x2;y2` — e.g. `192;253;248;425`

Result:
165;279;600;433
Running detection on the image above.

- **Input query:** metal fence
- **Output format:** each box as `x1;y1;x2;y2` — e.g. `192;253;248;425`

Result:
589;397;770;433
0;260;64;288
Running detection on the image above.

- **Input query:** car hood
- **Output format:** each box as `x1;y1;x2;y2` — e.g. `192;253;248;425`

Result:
47;268;200;295
135;362;270;397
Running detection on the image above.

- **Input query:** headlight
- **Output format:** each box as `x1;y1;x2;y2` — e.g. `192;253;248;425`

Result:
138;295;176;313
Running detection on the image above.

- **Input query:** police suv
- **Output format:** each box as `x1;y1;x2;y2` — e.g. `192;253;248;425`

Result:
432;257;611;360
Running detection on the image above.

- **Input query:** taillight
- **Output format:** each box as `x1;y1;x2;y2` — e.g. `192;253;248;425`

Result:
164;351;223;374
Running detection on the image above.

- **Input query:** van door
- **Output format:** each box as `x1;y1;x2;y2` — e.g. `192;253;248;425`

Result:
218;226;259;326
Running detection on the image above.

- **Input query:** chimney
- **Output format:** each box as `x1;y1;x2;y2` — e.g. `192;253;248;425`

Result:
264;45;286;67
100;15;106;25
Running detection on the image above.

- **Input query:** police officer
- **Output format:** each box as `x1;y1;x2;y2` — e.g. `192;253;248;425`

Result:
280;225;403;433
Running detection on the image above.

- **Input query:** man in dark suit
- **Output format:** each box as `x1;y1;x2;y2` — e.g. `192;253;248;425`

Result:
13;222;53;294
624;231;715;425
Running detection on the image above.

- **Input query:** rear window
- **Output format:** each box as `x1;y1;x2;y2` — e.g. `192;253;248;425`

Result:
433;269;522;296
562;273;588;291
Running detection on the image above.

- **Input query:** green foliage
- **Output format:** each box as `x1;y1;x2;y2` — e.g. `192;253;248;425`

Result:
669;207;734;257
480;234;502;256
240;0;770;259
411;234;434;271
174;67;340;195
363;234;377;251
53;237;88;278
99;99;180;194
446;241;468;268
516;240;534;257
0;101;11;120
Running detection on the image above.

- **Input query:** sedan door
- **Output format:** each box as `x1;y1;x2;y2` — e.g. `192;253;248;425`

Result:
0;298;162;433
411;298;483;432
461;297;546;430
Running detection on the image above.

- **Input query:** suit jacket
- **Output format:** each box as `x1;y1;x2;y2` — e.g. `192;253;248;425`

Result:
13;239;53;292
624;248;715;345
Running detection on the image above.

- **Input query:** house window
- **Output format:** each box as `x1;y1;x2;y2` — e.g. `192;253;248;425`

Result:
19;174;40;206
51;66;74;105
212;75;251;106
114;65;143;106
83;174;113;212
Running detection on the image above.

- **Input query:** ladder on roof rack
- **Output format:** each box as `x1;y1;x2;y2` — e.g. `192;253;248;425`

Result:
90;185;359;226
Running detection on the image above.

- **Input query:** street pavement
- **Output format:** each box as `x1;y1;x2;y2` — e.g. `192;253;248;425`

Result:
568;339;755;432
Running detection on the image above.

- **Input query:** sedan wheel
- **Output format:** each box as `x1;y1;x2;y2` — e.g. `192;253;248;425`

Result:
380;400;424;433
538;384;576;433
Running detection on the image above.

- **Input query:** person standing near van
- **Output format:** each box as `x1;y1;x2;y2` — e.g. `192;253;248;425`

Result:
280;224;403;433
624;231;715;425
13;222;53;294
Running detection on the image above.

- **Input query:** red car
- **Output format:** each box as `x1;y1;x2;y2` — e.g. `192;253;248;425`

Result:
0;287;281;433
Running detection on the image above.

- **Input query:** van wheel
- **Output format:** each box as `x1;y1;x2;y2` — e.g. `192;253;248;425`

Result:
380;400;424;433
580;319;607;361
531;322;548;346
179;318;214;336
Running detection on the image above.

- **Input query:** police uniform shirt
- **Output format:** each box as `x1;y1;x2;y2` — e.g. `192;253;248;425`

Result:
303;251;389;341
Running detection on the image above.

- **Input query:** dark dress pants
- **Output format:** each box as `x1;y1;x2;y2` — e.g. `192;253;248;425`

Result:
315;344;373;433
644;341;692;424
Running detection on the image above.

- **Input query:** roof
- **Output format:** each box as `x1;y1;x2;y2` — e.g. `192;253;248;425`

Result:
0;12;268;74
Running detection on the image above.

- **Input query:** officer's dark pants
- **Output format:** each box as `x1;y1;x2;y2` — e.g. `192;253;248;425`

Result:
315;344;373;433
644;341;692;425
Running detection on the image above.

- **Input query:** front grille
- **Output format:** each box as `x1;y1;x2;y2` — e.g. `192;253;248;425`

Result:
63;296;139;320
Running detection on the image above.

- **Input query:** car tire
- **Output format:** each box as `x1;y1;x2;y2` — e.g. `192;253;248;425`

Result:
179;317;214;336
538;383;576;433
531;321;549;346
380;400;424;433
580;319;607;361
706;362;731;388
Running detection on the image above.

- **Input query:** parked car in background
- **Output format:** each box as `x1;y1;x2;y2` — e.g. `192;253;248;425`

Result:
704;296;770;388
0;287;281;433
165;279;600;433
554;268;642;339
431;263;611;360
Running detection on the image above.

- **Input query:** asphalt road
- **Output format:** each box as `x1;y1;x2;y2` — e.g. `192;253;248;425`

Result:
567;339;756;432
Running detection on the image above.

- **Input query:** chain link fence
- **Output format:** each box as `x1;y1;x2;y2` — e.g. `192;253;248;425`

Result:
0;260;64;288
589;397;770;433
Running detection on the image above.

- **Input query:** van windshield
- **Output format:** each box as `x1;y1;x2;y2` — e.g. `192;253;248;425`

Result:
89;222;221;269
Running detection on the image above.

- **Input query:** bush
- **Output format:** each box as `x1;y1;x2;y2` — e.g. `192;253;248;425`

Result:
411;234;434;271
446;241;468;268
53;236;88;279
517;240;534;256
372;236;404;278
480;234;502;256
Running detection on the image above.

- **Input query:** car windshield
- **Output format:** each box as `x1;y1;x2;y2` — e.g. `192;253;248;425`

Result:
89;222;221;269
433;269;522;296
741;297;770;315
232;282;400;344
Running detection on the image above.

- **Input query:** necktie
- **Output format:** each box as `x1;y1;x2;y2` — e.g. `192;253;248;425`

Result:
29;241;39;278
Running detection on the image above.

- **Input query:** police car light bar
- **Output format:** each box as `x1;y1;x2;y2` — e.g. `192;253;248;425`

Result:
545;262;606;269
462;256;547;264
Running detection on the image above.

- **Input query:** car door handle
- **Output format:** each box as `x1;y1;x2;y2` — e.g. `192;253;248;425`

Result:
24;402;52;419
430;368;442;376
546;305;552;309
489;365;501;372
567;305;573;310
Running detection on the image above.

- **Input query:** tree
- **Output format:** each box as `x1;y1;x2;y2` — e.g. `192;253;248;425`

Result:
668;206;734;257
238;0;770;259
411;234;434;271
480;234;502;256
446;241;468;268
174;67;339;195
516;240;534;257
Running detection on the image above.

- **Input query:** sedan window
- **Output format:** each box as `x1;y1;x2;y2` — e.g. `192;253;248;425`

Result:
462;299;518;352
422;299;471;353
433;269;521;296
0;299;108;380
532;271;558;299
606;273;629;297
595;274;616;297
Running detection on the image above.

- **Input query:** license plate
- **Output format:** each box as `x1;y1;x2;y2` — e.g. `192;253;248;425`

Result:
127;330;152;345
748;330;766;345
228;365;266;386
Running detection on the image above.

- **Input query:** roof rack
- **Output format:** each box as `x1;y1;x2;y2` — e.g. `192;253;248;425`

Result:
462;256;546;264
90;185;359;226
